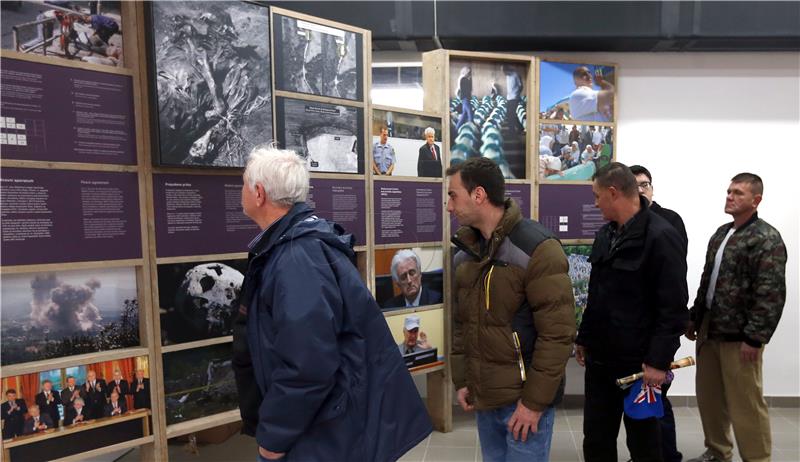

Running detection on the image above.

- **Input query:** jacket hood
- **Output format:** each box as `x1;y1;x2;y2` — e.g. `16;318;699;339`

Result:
252;202;355;261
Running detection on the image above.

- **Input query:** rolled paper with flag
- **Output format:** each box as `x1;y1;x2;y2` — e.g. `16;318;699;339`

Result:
615;356;696;387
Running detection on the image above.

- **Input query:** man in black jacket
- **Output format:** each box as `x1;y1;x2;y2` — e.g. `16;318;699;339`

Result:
131;370;151;410
629;164;687;462
2;389;27;439
35;380;62;428
575;162;689;462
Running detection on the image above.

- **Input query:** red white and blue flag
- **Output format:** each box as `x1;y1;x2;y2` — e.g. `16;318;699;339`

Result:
624;378;664;420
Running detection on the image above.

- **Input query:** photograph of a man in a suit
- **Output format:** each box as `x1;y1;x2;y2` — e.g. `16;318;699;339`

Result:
64;398;88;426
2;389;27;439
382;249;442;309
35;380;61;427
104;390;127;417
107;370;129;400
131;370;151;410
81;370;107;419
417;127;443;178
23;405;53;435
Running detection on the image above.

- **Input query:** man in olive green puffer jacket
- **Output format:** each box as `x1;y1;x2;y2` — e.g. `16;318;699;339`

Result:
447;158;576;462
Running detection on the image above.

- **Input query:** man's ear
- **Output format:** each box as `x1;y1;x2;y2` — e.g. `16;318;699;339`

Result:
472;186;487;204
753;194;763;208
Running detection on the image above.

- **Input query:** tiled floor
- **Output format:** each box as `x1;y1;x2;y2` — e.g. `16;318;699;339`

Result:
117;405;799;461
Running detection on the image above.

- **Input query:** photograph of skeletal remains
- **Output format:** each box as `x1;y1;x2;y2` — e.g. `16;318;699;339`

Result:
275;96;364;174
157;259;247;346
1;1;124;67
0;267;140;366
272;13;362;101
149;1;273;167
163;343;238;425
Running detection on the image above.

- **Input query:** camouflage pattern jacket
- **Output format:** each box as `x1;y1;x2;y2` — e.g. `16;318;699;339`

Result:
690;213;787;347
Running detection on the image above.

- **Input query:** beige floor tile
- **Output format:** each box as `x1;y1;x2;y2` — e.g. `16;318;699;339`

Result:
423;446;477;462
428;430;479;448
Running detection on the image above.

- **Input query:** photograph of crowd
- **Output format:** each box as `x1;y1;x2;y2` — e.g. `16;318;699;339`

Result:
539;60;616;123
158;259;247;346
374;247;443;311
273;13;362;101
538;124;613;181
163;343;238;425
371;109;443;178
275;96;364;174
1;267;139;366
563;245;591;327
149;1;272;167
449;59;528;179
1;1;123;67
1;356;150;440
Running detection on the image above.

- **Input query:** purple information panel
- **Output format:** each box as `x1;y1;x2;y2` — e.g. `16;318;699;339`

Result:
0;58;136;165
307;179;366;245
1;168;141;265
374;181;443;245
450;183;531;231
538;184;606;240
153;174;259;257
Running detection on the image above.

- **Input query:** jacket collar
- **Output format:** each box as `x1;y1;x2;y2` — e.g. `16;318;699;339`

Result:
452;198;522;259
249;202;315;259
729;211;759;233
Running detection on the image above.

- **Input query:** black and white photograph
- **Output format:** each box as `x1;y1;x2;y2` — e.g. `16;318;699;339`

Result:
1;267;139;366
374;247;443;311
149;1;272;167
272;13;362;101
449;59;528;179
157;259;247;346
371;109;443;178
275;96;364;174
163;343;238;425
1;1;123;67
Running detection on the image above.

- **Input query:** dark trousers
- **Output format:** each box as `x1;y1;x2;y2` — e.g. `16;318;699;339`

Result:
583;361;663;462
660;383;682;462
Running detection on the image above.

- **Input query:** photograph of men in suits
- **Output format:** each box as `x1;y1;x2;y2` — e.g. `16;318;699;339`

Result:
35;380;61;427
81;370;107;419
131;370;151;410
64;398;88;426
104;390;127;417
61;376;81;414
382;249;442;309
23;405;53;435
417;127;443;178
2;389;27;439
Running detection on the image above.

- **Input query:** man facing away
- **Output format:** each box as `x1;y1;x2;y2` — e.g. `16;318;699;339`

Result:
239;146;431;461
448;157;576;461
576;162;688;462
685;173;786;462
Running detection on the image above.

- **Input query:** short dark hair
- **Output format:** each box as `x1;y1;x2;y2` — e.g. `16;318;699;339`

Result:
379;126;388;133
446;158;505;206
731;172;763;195
42;380;52;385
629;165;652;182
592;162;638;197
6;389;16;395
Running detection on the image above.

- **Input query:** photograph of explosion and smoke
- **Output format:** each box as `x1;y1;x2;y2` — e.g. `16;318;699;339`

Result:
1;267;139;366
149;1;273;168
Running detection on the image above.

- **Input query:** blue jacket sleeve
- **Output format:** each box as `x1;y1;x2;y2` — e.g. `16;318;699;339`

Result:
256;241;342;453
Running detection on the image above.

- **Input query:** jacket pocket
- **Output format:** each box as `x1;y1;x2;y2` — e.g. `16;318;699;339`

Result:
315;388;348;423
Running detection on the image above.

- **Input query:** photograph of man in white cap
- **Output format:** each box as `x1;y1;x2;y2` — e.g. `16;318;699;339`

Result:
398;315;433;355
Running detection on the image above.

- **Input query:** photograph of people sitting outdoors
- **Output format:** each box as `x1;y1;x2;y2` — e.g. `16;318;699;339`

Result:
538;124;613;181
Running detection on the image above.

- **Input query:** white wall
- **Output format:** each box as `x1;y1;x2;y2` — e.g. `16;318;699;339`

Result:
374;51;800;397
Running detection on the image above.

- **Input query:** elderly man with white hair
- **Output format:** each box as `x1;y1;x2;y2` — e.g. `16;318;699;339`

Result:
417;126;443;177
234;146;431;462
383;249;442;309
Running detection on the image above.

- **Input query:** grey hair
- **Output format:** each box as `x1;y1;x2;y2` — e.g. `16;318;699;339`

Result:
424;127;436;137
244;145;309;207
74;398;85;406
391;249;421;282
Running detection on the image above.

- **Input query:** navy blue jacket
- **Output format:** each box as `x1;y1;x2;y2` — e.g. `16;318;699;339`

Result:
244;203;432;461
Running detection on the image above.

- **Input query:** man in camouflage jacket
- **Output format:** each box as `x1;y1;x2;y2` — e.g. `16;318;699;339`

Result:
686;173;787;462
